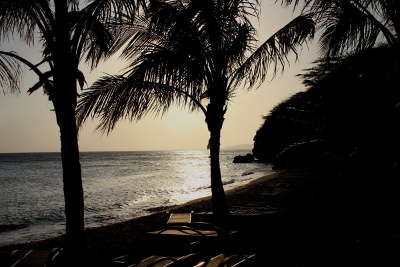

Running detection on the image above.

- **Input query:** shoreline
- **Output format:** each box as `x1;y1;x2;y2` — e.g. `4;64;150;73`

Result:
4;167;396;266
0;171;280;253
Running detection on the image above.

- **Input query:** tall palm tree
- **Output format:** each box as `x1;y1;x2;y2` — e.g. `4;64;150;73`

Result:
76;0;315;218
280;0;400;56
0;0;142;260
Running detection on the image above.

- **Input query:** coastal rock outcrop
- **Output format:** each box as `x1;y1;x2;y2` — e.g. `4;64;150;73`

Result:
233;153;254;163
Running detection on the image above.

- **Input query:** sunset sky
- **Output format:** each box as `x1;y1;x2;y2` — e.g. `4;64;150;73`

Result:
0;1;319;153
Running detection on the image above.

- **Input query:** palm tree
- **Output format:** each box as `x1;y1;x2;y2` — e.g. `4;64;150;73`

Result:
0;0;142;260
76;0;315;218
280;0;400;56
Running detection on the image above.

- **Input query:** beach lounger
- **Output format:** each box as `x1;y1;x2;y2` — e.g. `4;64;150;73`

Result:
193;253;257;267
167;213;192;225
193;254;225;267
130;253;201;267
230;254;256;266
148;225;218;238
8;250;33;267
147;212;232;240
146;214;239;256
164;212;231;234
131;255;175;267
8;248;58;267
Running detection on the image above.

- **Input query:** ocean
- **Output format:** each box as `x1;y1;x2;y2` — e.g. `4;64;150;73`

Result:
0;150;272;246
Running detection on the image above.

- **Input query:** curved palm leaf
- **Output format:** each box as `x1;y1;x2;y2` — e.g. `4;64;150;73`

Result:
318;1;380;56
68;10;113;69
0;51;21;93
76;73;205;132
232;14;315;88
279;0;399;56
0;0;54;45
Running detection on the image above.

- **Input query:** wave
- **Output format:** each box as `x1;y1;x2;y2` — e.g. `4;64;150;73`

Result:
84;164;115;168
145;205;177;213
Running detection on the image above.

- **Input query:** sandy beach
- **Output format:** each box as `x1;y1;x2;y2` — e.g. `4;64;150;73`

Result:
0;171;283;259
2;168;399;266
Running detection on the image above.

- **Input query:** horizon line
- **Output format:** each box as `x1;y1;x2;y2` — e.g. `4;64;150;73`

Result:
0;146;252;154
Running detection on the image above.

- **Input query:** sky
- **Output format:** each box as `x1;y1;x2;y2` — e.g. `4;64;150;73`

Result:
0;1;320;153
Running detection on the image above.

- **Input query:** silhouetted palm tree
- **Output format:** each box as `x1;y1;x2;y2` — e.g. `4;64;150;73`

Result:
0;0;142;261
77;0;314;218
280;0;400;56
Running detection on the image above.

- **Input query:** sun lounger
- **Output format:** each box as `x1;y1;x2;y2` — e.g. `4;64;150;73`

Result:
132;255;175;267
167;213;192;225
130;253;201;267
230;254;256;266
191;253;257;267
8;248;59;267
164;212;231;233
148;212;232;239
193;254;225;267
9;250;33;267
148;225;219;238
112;254;130;266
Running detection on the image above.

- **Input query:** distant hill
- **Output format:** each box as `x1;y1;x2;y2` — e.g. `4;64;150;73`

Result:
222;144;253;151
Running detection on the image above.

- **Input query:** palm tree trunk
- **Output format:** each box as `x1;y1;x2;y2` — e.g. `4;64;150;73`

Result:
54;0;85;262
209;127;229;218
53;99;85;260
206;103;229;219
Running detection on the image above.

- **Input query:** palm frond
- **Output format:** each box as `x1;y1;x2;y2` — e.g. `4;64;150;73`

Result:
378;0;400;37
232;14;315;88
278;0;399;55
69;10;113;69
0;0;53;45
68;0;148;69
83;0;145;24
107;12;171;59
0;51;21;94
124;42;207;103
319;1;380;56
76;73;204;133
224;21;256;73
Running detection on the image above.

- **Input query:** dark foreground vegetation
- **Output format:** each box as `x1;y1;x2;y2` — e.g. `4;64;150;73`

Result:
248;45;400;266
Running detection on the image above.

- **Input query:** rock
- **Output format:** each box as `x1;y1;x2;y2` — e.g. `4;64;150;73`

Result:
233;153;254;163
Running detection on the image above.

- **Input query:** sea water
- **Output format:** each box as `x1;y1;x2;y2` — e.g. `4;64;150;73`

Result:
0;150;272;246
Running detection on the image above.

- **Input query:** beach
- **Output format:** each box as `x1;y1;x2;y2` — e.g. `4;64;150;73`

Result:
0;171;281;257
0;169;329;265
0;151;272;246
2;167;400;266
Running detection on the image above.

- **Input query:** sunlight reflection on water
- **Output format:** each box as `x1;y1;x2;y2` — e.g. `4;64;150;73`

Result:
0;150;272;245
